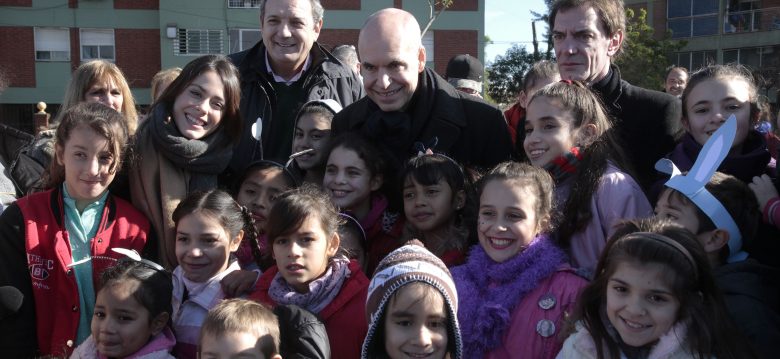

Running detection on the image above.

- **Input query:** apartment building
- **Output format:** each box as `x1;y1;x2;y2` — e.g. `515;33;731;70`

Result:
0;0;485;132
624;0;779;106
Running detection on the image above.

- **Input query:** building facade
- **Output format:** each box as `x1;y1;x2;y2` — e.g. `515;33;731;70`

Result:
624;0;779;106
0;0;485;132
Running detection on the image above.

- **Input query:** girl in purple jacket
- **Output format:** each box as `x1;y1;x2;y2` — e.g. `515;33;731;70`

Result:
523;81;652;274
451;162;587;359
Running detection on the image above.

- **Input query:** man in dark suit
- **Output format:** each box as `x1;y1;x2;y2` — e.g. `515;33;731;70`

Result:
550;0;682;190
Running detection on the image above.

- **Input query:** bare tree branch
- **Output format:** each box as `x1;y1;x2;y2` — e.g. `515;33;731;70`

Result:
421;0;453;36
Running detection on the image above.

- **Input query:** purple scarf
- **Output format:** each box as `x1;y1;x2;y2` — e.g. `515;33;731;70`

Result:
451;235;568;357
670;131;771;183
268;258;351;314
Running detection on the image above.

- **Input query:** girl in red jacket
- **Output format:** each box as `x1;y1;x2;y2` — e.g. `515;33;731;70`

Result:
0;102;150;357
250;184;369;359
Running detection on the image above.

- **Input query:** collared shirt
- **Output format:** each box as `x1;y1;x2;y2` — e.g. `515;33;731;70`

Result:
265;49;311;85
61;184;108;346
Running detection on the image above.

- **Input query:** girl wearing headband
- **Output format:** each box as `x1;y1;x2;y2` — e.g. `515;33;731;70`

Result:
557;217;753;359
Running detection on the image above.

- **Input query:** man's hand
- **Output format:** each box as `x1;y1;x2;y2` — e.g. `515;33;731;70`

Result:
220;269;260;298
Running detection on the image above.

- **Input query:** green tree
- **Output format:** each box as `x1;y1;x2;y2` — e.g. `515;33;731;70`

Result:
615;8;686;90
486;45;542;105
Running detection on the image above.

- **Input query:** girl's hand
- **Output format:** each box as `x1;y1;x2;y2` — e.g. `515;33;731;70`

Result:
749;174;779;210
220;269;260;298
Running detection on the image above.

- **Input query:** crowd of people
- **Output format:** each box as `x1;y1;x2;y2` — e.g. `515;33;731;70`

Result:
1;0;779;358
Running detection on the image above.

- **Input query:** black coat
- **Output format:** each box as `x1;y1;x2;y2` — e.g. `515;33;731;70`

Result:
227;40;364;178
274;304;331;359
332;68;513;172
715;259;780;359
591;65;682;191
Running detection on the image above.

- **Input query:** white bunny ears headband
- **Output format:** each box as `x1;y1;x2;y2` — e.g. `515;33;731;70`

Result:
655;114;747;263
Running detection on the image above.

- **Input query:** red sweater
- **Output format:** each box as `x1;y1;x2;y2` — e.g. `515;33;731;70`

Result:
18;188;149;356
250;260;369;359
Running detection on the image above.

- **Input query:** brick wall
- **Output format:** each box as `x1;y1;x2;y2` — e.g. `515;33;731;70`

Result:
318;29;360;51
652;0;667;40
114;0;158;10
437;0;478;11
0;27;35;87
322;0;359;10
433;29;477;75
0;0;31;6
394;0;402;9
115;29;160;88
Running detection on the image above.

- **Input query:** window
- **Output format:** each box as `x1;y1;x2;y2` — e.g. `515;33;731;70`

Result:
35;27;70;61
667;0;719;38
228;28;261;53
228;0;260;8
422;31;434;63
80;29;115;62
175;29;224;55
724;0;766;33
671;50;716;71
722;46;780;68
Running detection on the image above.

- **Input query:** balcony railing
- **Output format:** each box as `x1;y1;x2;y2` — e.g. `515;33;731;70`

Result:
724;6;780;34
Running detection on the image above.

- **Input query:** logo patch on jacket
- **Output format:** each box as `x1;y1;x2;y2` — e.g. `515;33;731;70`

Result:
27;253;54;281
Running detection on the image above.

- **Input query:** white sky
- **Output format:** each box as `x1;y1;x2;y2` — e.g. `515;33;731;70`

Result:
484;0;550;65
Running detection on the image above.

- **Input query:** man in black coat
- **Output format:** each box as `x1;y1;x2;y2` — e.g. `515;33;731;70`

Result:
550;0;682;190
227;0;363;169
331;8;512;171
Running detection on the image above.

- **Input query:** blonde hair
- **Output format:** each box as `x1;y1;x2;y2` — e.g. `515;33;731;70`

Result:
199;299;281;358
57;60;138;134
150;67;181;101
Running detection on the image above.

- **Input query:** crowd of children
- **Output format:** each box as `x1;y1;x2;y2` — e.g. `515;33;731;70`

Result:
1;50;779;359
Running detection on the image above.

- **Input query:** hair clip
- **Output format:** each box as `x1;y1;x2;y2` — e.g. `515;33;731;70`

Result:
241;159;300;187
339;212;367;243
413;137;440;156
112;248;165;271
300;98;343;116
286;148;315;168
655;114;746;263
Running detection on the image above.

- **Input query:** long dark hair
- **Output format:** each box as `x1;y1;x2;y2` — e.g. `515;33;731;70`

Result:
528;81;633;251
399;153;474;252
152;54;242;143
265;183;344;258
569;218;756;359
172;189;258;267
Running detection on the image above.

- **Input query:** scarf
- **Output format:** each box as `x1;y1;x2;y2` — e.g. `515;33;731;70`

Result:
148;104;233;191
130;105;233;268
454;235;568;357
543;147;583;183
360;69;437;168
268;258;351;314
670;131;771;183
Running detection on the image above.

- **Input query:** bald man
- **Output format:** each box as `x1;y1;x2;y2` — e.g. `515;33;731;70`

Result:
331;8;512;171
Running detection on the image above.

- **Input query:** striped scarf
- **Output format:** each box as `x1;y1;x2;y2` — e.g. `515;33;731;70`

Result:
543;147;583;183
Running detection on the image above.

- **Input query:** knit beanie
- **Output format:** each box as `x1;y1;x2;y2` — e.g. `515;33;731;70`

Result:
361;241;462;359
